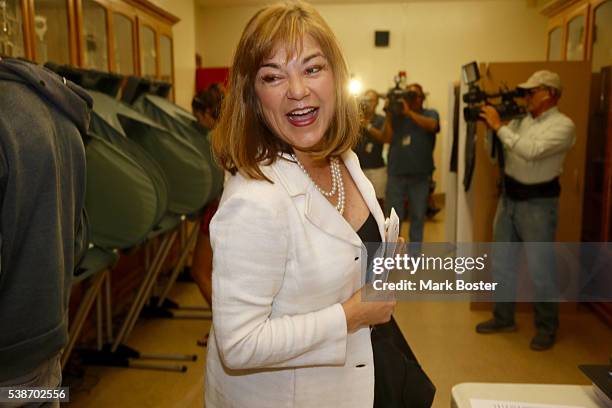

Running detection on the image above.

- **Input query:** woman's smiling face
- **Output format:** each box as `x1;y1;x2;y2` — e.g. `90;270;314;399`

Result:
254;35;336;150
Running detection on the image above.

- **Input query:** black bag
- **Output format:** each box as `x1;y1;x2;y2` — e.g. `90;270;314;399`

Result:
371;317;436;408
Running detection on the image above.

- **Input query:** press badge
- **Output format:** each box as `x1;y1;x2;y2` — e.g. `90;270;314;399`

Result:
402;135;412;146
365;142;373;153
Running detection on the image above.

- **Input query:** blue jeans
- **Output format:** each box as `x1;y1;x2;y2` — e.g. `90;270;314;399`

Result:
492;196;559;335
385;174;429;243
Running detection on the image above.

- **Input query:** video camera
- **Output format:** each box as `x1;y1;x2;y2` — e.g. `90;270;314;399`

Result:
385;73;420;117
461;61;526;122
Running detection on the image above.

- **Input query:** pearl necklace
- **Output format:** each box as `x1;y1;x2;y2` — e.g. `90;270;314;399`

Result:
291;154;345;215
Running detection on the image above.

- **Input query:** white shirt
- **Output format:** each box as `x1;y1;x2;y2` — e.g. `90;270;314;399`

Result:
497;107;576;184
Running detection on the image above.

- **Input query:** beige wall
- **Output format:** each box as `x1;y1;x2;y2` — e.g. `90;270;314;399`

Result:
150;0;197;110
196;0;548;192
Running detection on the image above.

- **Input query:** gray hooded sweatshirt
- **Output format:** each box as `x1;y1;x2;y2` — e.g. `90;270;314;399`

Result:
0;57;90;381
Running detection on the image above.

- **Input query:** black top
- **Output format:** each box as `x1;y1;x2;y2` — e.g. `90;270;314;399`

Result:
357;212;381;285
356;212;382;243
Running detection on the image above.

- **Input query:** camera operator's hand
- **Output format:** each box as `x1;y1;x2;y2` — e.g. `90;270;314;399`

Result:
480;105;502;131
401;99;412;116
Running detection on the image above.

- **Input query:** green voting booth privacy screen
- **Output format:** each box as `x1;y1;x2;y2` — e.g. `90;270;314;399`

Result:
135;94;224;200
89;91;213;217
84;133;162;249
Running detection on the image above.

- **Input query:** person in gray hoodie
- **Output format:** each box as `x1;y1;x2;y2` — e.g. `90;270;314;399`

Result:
0;57;90;400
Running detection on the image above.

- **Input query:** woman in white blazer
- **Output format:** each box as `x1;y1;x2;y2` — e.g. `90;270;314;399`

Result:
206;2;395;406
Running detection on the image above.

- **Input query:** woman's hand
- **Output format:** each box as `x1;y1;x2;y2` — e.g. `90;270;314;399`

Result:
341;237;404;333
341;288;396;333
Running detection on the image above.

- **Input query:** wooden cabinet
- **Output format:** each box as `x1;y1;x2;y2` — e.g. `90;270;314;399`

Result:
158;32;172;84
1;0;178;92
565;4;589;60
590;0;612;72
79;0;110;70
0;0;28;58
585;66;612;325
545;1;612;245
547;22;564;61
111;9;136;76
543;0;612;70
138;22;156;78
545;4;588;62
583;66;612;242
29;0;75;65
544;1;612;327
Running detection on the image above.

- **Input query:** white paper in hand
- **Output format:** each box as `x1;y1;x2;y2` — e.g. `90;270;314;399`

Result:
381;208;400;282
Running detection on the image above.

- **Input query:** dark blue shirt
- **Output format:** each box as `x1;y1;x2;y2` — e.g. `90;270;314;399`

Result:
388;108;439;176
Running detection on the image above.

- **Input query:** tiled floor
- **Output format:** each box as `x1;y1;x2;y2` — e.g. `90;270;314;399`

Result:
67;208;612;407
66;284;210;408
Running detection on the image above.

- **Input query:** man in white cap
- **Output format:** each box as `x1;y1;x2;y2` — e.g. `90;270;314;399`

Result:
476;70;576;351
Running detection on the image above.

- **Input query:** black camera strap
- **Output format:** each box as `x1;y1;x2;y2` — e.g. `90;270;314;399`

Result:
463;121;477;191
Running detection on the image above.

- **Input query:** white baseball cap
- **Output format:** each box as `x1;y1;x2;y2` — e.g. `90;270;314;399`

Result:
517;70;562;90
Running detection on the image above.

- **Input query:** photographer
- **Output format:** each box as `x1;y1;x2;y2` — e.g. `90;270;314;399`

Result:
476;70;576;351
356;89;387;207
382;83;440;243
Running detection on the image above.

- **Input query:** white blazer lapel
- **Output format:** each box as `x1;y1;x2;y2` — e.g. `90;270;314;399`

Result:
271;151;385;247
271;153;362;247
304;184;362;247
342;151;386;243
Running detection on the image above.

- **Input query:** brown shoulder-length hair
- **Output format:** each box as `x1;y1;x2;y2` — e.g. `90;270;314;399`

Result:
212;0;360;180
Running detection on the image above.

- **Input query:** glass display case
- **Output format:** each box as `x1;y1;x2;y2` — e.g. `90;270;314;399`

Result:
32;0;71;65
82;0;108;71
0;0;25;58
2;0;177;96
548;26;563;61
566;14;586;60
159;34;172;83
140;24;155;79
544;0;611;68
113;12;134;75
